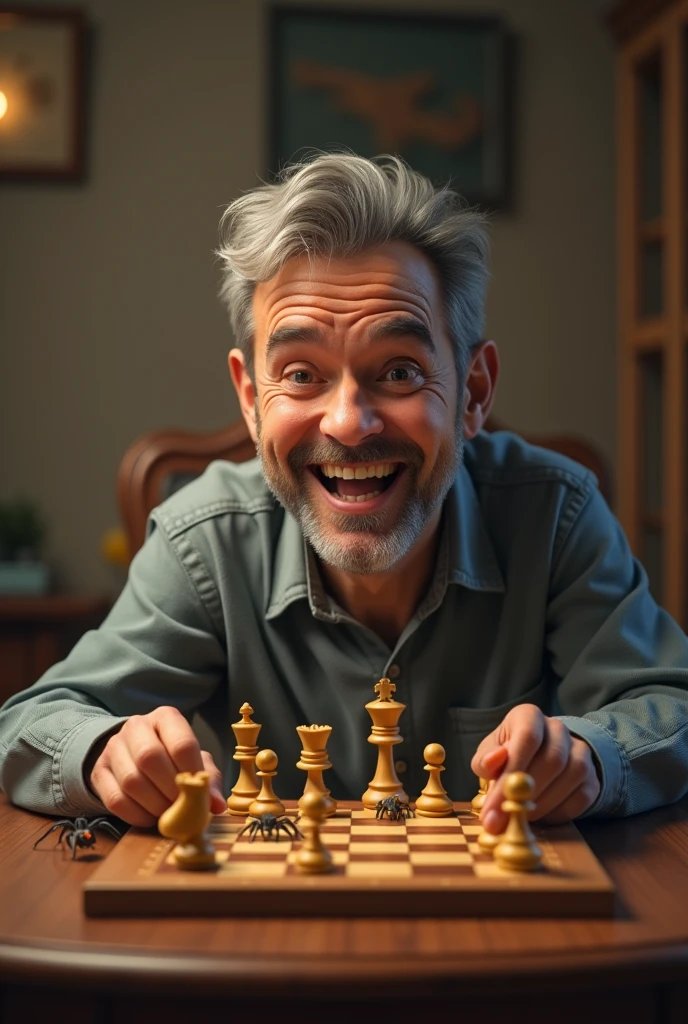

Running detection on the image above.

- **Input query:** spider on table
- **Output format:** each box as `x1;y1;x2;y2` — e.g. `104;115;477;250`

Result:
33;816;122;860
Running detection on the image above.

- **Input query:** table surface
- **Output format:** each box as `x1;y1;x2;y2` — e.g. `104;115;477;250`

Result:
2;794;688;1001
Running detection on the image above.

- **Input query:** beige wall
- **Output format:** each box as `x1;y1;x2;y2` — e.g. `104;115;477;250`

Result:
0;0;616;594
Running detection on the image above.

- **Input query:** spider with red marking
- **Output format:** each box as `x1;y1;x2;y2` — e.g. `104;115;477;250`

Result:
33;816;122;859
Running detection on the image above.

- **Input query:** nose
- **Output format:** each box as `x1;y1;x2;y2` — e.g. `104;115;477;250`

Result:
319;378;384;447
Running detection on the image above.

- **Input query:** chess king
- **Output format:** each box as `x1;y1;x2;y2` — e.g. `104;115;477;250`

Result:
2;154;688;840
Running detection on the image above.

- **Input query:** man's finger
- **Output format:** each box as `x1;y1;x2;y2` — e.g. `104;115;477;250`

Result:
92;764;158;828
119;715;183;803
498;704;547;772
471;732;507;777
201;750;227;812
108;737;171;816
153;707;205;775
479;706;547;824
516;718;572;804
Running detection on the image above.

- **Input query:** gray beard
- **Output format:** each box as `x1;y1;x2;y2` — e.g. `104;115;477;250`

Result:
256;430;463;575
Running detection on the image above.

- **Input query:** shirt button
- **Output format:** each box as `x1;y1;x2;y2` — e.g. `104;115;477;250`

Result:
388;664;401;679
395;759;408;775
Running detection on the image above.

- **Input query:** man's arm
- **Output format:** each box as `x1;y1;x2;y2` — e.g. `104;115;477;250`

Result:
476;485;688;831
0;523;227;819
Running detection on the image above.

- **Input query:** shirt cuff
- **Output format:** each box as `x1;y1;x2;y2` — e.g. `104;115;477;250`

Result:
555;715;628;817
56;715;128;815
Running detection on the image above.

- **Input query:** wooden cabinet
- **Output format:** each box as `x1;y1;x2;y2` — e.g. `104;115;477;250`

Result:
609;0;688;626
0;596;110;705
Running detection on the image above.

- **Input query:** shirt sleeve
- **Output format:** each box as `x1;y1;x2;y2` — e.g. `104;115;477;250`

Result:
547;486;688;817
0;522;226;816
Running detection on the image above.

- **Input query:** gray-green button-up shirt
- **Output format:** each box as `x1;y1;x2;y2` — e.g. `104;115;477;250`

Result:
2;431;688;818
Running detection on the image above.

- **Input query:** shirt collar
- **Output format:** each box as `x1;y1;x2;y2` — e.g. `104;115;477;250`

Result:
264;460;505;621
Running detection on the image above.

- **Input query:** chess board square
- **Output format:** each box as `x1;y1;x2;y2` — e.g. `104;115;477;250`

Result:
352;825;406;836
222;861;286;876
406;817;462;828
230;842;293;856
407;833;469;846
346;861;412;878
349;842;409;855
409;851;474;867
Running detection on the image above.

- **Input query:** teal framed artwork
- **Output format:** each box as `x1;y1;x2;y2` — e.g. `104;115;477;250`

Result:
268;7;513;209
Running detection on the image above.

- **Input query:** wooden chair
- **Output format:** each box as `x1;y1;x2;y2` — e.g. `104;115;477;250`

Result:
117;416;612;558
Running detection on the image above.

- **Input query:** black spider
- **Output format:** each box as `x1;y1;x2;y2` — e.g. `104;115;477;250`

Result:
33;816;122;860
237;813;303;842
376;796;415;821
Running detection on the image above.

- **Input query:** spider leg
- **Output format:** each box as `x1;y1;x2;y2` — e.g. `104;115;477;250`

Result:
237;820;254;840
67;833;78;859
33;821;68;848
94;821;122;840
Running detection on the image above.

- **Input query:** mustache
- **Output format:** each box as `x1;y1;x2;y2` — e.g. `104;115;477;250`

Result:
287;439;425;472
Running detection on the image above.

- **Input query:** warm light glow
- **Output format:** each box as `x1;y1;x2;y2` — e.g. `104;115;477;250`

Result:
0;91;7;120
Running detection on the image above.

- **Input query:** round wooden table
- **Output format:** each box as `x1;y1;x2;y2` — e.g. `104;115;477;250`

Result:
1;794;687;1024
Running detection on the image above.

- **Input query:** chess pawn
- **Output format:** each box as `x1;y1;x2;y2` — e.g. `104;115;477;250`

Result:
471;777;489;816
361;678;409;810
248;749;285;818
296;724;337;818
158;771;216;870
227;702;261;816
295;791;333;875
494;771;543;872
415;743;454;817
477;825;503;853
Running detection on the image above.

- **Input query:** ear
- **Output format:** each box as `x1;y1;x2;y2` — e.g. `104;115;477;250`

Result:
228;349;258;444
461;339;500;440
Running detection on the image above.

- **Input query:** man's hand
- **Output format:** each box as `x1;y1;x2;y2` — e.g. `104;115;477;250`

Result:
471;704;601;834
88;706;226;827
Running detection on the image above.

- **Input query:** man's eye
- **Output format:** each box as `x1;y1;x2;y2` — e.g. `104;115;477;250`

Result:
382;365;422;384
285;369;315;384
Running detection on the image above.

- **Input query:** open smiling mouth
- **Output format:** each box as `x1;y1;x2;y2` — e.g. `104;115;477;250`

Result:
309;462;404;504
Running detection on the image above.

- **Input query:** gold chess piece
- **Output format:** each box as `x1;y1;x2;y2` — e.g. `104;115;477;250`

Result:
226;702;261;816
477;824;504;853
296;724;337;817
248;749;285;818
471;777;489;816
158;770;216;870
493;771;543;872
361;678;409;811
295;791;333;874
415;743;454;817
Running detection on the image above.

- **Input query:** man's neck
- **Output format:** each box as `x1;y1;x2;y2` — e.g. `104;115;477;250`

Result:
317;511;443;649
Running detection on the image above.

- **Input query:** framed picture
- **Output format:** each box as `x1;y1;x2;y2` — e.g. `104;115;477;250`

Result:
0;6;86;180
269;7;513;209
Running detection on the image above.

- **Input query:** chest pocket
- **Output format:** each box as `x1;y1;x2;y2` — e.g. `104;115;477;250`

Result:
445;678;554;799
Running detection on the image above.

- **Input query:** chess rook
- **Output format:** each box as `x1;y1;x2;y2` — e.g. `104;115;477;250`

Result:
248;749;286;818
158;770;216;870
295;791;333;875
296;724;337;817
361;678;409;810
415;743;454;817
226;703;262;816
494;772;543;872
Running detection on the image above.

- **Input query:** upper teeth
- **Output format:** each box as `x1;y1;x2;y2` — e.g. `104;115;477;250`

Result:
320;463;396;480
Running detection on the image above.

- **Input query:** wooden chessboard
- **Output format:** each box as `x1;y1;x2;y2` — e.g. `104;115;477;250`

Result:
84;802;615;918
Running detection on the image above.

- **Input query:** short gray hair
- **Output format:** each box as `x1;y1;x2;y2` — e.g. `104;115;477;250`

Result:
216;153;490;379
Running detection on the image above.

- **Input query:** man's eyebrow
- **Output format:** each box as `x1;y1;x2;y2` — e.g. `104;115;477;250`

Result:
265;325;324;358
369;316;436;353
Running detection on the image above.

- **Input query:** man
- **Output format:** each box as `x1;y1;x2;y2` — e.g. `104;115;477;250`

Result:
2;154;688;838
